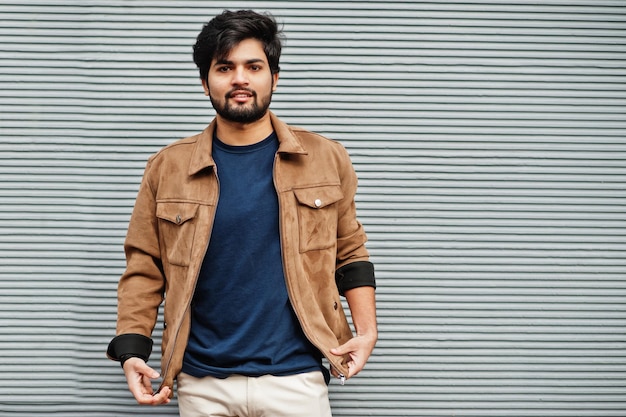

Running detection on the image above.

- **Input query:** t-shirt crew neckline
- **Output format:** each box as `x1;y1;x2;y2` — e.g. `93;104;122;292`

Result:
213;131;278;153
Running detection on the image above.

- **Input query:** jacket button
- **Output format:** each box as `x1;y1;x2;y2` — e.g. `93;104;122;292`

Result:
333;301;338;310
314;199;322;208
176;214;182;224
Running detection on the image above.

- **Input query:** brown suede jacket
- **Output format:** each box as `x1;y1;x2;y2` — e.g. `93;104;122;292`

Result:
107;112;375;392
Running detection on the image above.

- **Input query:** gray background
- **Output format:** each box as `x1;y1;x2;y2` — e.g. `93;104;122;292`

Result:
1;1;625;416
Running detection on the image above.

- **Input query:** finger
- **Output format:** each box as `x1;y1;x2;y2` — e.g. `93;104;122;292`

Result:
141;374;155;394
347;358;365;378
127;375;149;397
131;386;170;405
130;385;157;404
329;339;356;356
134;360;160;380
151;387;172;405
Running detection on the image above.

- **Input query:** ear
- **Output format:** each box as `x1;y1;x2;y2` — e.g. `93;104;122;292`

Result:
201;79;210;96
271;72;279;92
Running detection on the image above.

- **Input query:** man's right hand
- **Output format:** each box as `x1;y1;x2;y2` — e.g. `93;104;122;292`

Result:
122;357;172;405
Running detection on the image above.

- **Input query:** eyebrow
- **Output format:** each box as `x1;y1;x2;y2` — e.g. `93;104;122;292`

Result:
213;58;265;67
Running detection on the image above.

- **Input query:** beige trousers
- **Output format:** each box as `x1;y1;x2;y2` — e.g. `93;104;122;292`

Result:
177;371;333;417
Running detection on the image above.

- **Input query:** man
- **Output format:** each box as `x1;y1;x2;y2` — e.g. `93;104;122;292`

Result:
107;9;377;417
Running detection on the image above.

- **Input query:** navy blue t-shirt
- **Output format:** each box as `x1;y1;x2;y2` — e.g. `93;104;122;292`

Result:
182;132;325;380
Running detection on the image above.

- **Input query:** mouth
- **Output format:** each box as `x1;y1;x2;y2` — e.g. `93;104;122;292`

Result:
229;89;255;103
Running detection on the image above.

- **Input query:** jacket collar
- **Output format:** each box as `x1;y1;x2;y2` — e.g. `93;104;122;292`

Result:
270;111;308;156
188;111;307;176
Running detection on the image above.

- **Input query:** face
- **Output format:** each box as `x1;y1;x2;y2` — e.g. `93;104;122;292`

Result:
203;38;279;124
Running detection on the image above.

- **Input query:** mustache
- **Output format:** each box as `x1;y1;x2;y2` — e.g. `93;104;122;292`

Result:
227;87;256;97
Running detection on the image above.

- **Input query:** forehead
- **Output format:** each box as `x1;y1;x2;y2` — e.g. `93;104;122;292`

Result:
215;38;268;64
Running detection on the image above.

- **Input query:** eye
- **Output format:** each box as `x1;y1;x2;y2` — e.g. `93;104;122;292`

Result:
217;66;231;72
250;65;262;71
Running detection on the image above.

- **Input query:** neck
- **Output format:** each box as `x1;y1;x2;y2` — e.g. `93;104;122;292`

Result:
214;112;274;146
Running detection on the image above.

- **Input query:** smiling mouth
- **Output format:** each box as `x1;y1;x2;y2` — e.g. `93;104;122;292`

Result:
229;90;254;99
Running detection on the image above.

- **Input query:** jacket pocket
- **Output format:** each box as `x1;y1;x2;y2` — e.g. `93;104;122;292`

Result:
156;202;199;266
293;185;343;252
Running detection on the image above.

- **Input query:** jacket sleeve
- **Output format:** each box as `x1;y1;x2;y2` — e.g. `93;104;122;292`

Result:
333;144;376;295
107;157;165;362
335;260;375;296
106;333;153;365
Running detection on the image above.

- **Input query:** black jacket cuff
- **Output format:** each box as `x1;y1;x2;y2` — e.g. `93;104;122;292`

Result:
107;333;153;364
335;261;376;296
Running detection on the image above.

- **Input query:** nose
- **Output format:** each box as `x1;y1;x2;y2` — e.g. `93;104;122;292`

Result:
231;66;249;86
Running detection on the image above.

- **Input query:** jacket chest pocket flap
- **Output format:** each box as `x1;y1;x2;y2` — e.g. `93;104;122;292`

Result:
293;185;343;252
156;202;199;266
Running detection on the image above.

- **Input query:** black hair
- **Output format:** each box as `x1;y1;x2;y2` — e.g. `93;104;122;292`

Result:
193;10;283;81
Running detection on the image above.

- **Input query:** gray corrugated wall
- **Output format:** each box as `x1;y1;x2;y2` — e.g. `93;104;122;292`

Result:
1;1;625;416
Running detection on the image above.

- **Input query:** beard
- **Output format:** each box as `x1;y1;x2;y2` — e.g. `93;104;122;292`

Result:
210;87;273;124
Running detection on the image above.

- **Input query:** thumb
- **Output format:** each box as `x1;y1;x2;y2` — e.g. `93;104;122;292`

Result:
330;340;354;356
125;357;160;379
137;361;160;379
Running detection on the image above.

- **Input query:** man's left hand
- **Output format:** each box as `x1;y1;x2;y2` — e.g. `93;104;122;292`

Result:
329;332;377;379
